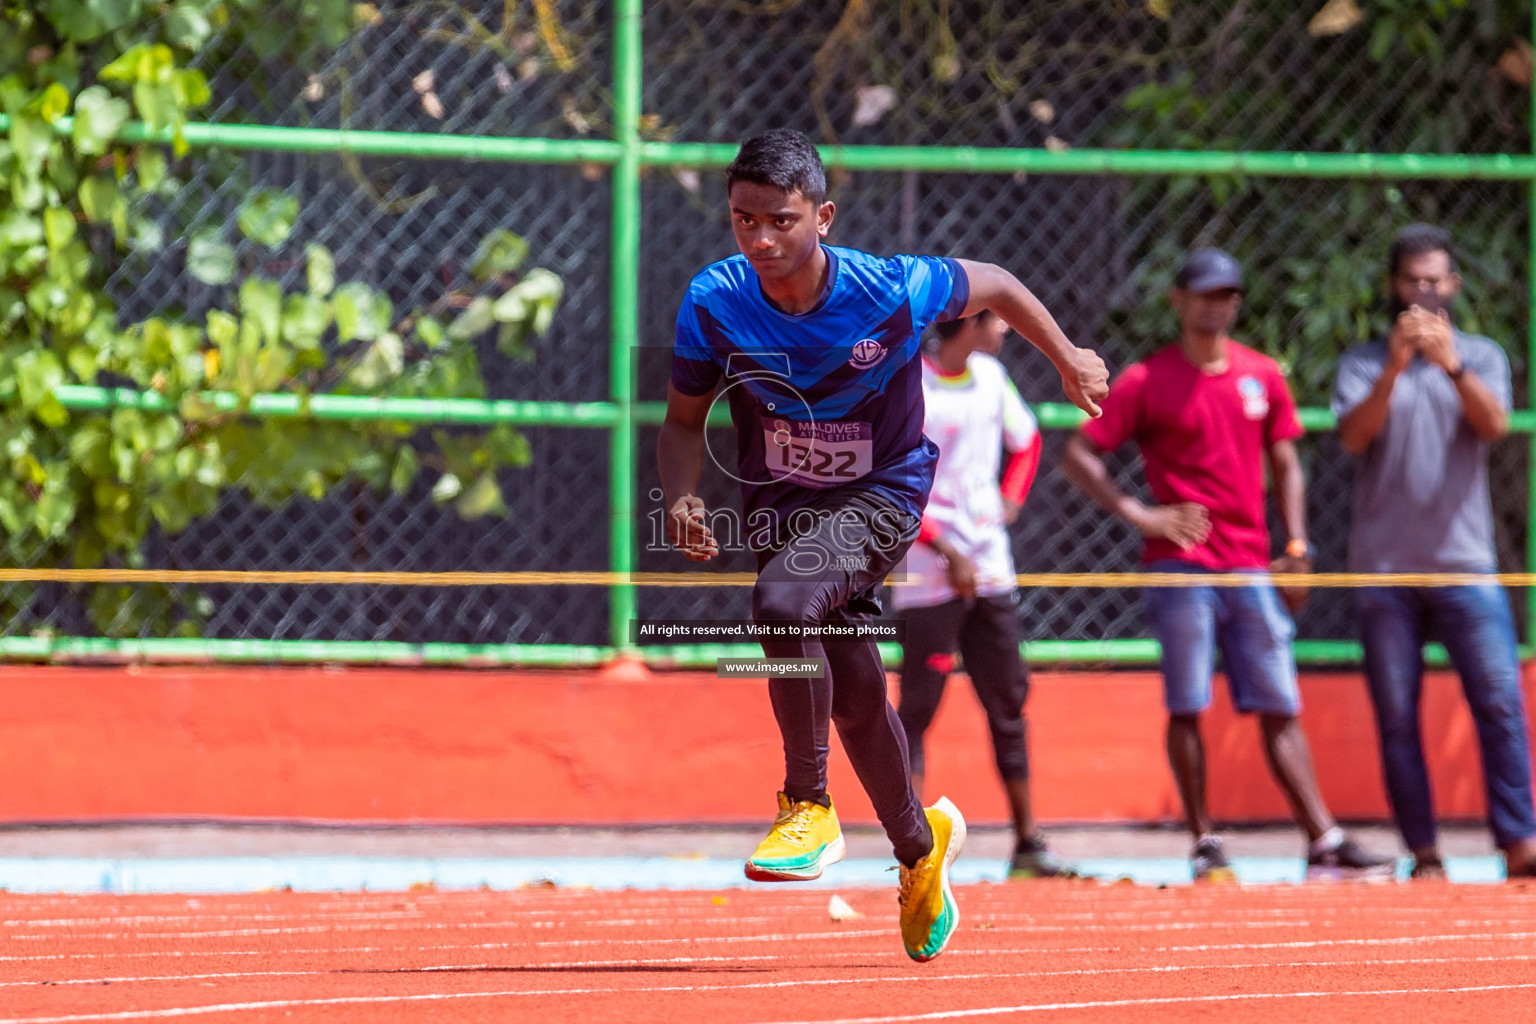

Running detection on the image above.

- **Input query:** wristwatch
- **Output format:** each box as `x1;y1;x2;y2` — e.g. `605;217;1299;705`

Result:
1447;362;1468;380
1285;538;1315;560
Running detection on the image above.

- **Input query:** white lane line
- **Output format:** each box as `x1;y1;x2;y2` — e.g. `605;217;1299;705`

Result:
2;904;766;928
2;925;1532;966
2;926;889;950
4;972;1536;1022
4;915;781;942
750;982;1536;1024
4;951;1533;991
0;914;427;929
25;912;1536;944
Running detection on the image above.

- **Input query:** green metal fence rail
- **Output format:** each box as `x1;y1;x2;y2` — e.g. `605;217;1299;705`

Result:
6;4;1535;669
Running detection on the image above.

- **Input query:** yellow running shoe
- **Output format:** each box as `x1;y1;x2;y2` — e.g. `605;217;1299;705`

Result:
898;796;966;962
744;792;846;882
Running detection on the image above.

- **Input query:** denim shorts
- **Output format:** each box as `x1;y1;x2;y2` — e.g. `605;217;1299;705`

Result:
1142;561;1301;716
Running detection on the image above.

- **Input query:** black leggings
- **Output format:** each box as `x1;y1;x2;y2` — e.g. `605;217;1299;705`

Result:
751;492;932;866
898;594;1031;782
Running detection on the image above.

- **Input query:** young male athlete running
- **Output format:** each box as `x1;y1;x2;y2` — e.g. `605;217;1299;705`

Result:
658;129;1107;961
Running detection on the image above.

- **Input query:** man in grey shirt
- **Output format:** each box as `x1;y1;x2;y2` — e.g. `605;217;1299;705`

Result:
1332;223;1536;880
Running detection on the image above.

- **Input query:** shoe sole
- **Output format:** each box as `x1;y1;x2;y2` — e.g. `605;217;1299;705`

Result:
1007;865;1079;881
909;796;966;963
1305;863;1396;883
1194;866;1237;885
744;834;846;882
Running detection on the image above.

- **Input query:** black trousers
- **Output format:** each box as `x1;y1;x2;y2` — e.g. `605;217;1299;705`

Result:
751;490;932;866
898;593;1031;782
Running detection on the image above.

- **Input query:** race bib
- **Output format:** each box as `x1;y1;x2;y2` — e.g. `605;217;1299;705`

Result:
761;416;873;489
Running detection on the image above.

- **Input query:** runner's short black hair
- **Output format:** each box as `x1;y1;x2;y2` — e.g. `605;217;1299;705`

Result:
1388;223;1458;276
933;310;994;340
726;129;827;206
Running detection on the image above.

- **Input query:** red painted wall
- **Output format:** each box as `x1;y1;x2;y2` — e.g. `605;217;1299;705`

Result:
1;664;1531;826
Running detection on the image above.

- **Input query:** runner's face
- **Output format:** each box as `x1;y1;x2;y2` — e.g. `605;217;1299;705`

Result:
728;182;833;282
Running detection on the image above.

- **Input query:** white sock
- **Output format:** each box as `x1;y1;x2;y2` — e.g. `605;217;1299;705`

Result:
1310;826;1345;856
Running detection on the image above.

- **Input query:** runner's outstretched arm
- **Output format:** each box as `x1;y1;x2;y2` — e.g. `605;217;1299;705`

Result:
658;383;719;561
956;259;1109;417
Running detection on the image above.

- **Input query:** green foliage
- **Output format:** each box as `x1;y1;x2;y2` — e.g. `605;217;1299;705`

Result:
0;0;560;636
1087;0;1530;403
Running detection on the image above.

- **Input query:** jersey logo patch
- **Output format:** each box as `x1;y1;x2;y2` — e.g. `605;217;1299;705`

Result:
848;338;886;369
1237;375;1269;420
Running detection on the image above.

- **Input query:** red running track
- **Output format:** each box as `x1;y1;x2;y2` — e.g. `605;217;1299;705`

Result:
1;882;1535;1023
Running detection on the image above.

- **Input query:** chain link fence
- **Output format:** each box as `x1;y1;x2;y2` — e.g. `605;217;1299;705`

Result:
14;0;1532;651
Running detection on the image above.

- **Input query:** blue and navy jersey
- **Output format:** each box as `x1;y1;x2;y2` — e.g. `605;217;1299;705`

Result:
671;245;970;540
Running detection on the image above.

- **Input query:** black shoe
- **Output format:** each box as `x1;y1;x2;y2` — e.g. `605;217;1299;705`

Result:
1409;854;1447;880
1306;837;1395;881
1191;834;1236;883
1007;836;1077;879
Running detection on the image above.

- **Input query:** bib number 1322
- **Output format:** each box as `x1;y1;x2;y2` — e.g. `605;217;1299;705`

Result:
761;417;873;490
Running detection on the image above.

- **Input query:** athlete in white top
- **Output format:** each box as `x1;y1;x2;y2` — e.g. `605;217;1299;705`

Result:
894;310;1071;878
893;341;1039;611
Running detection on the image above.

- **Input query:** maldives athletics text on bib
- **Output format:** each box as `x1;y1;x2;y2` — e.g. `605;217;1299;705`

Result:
761;415;873;490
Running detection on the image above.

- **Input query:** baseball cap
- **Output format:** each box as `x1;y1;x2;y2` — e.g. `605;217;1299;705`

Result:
1175;248;1244;293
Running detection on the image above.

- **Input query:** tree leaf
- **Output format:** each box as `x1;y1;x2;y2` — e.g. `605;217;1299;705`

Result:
29;82;71;123
236;187;299;247
8;115;54;177
239;278;282;344
77;175;118;222
447;295;495;341
484;424;531;466
43;206;77;249
130;215;164;252
132;79;179;131
415;314;444;349
454;471;506;519
389;445;418;494
491;288;526;324
172;68;210;108
71;85;130;155
164;1;213;50
187;229;235;284
0;210;45;248
100;41;174;85
430;472;462;503
34;481;77;539
66;343;99;382
15;349;66;415
469;228;529;281
134;145;168;191
205;309;238;350
345;331;404;389
304;242;335;297
520;267;564;334
333;281;390;342
281;293;330;348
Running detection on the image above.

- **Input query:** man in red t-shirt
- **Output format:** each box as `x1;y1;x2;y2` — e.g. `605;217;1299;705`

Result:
1062;248;1391;882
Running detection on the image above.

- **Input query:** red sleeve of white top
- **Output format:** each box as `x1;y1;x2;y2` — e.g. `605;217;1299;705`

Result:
999;435;1041;506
